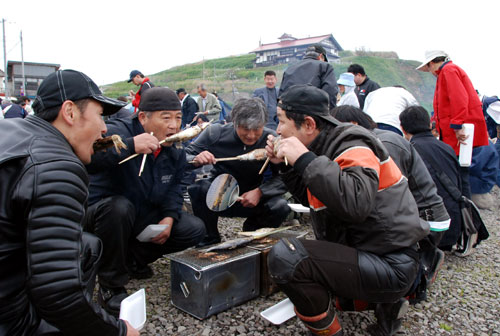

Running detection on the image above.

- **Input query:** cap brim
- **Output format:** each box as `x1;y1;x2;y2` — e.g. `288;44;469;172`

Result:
416;62;430;72
318;113;340;125
93;95;127;116
127;78;133;83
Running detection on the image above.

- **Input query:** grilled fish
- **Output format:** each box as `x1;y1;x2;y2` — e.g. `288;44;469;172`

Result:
93;135;127;154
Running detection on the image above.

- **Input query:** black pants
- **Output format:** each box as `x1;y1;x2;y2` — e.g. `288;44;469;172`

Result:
188;178;290;239
269;239;419;317
83;196;205;288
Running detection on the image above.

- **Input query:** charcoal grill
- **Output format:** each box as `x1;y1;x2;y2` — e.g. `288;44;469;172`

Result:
168;246;260;319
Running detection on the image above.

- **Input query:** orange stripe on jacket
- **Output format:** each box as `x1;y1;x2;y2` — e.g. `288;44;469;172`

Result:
306;146;403;211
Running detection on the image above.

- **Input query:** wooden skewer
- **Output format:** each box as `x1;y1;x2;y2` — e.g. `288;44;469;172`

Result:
258;157;270;175
138;132;153;176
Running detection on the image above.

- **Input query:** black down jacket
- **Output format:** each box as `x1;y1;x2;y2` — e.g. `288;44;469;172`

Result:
0;116;125;335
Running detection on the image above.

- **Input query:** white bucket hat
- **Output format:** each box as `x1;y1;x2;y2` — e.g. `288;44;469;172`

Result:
416;50;449;71
337;72;355;87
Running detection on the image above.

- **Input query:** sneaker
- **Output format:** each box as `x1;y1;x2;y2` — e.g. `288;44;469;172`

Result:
427;249;445;286
453;232;478;257
97;286;128;317
368;298;409;336
128;264;154;280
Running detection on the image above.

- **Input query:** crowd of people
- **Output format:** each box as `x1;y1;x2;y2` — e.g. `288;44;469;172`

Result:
0;44;495;336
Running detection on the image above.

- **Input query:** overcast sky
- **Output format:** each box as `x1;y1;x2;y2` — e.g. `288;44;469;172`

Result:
2;0;499;95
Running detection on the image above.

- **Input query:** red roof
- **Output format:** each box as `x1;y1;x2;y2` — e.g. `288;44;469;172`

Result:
252;34;333;52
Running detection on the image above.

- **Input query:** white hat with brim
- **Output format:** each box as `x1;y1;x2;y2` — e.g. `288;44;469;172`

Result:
416;50;449;72
337;72;355;87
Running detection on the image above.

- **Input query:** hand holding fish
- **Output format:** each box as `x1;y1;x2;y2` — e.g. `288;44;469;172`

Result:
134;133;160;154
192;150;217;166
266;135;308;166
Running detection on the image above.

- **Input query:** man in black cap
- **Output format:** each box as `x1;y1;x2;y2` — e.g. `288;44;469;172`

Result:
279;44;338;110
127;69;154;113
85;87;205;316
265;84;429;336
0;69;138;335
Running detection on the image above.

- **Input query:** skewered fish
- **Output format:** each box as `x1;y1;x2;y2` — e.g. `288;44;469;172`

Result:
119;122;211;164
189;148;268;164
93;135;127;154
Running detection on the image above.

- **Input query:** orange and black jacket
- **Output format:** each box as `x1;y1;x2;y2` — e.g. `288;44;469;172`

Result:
281;120;429;255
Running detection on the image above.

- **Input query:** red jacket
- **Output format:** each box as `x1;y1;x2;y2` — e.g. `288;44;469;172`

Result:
433;61;488;155
132;77;154;112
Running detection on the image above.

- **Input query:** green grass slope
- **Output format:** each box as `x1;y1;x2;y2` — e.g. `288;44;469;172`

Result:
102;53;436;111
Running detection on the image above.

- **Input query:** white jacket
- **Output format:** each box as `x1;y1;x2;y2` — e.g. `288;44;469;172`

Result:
338;86;360;108
363;87;418;131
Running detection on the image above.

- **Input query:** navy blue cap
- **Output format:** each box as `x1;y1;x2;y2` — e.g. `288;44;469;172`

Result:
127;70;142;83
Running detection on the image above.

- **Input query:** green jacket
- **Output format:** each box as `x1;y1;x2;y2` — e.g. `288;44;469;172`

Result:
197;93;222;122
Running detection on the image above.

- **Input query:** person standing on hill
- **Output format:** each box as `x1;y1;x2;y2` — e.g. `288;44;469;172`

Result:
348;63;381;110
253;70;280;129
279;44;338;110
336;72;359;108
416;50;489;203
128;70;154;114
196;84;221;123
176;88;199;128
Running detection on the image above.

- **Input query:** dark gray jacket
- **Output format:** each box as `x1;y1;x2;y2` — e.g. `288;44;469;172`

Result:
186;123;286;197
0;116;125;335
282;120;429;255
279;55;338;108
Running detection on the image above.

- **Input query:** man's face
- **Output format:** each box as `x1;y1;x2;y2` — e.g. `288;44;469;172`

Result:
352;73;364;86
177;92;185;101
140;110;182;146
428;62;441;77
132;75;143;86
264;75;277;89
71;100;106;164
235;125;264;146
198;88;207;98
276;106;308;145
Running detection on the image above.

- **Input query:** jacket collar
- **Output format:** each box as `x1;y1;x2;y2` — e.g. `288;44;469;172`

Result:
436;61;452;75
411;131;435;140
26;115;72;147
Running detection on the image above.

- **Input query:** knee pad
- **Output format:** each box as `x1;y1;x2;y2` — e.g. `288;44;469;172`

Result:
268;237;309;284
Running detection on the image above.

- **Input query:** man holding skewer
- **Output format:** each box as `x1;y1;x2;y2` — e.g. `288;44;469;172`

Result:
186;97;291;246
85;87;205;316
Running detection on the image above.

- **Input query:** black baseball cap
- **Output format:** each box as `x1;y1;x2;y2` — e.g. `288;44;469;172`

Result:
127;70;142;83
32;69;126;116
138;87;181;111
278;84;338;124
306;44;328;62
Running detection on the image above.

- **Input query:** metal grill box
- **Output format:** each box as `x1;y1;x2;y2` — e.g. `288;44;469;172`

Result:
168;247;260;319
247;230;307;296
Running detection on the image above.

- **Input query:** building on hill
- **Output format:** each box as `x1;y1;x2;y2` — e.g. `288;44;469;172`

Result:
0;69;5;96
6;61;60;98
250;33;343;67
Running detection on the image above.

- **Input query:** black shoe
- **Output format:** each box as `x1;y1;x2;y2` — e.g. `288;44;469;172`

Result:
128;264;154;280
368;298;409;336
97;286;128;317
427;249;445;287
196;235;221;248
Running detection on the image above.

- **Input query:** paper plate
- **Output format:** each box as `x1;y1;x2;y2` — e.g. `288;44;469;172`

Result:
287;203;310;213
119;289;146;331
260;298;296;325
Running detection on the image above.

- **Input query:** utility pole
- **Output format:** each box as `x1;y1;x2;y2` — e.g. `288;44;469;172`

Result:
20;30;25;96
2;18;9;99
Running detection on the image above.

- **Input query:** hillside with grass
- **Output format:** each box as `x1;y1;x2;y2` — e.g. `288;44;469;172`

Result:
102;52;436;112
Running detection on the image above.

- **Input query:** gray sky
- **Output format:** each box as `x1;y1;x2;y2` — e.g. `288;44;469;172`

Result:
2;0;499;95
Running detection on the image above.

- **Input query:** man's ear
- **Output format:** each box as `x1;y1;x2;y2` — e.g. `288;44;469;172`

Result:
303;116;317;133
138;111;147;125
59;100;76;126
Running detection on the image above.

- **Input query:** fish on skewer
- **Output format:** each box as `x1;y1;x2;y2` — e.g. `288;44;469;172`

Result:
188;148;268;164
93;135;127;154
119;122;212;164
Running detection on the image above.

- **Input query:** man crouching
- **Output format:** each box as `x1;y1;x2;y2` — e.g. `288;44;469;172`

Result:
266;85;429;336
85;87;205;316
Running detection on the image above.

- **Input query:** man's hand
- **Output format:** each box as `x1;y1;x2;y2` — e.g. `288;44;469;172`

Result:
204;111;209;115
455;127;469;145
265;135;283;164
238;188;262;208
151;217;173;245
134;133;160;154
129;90;135;98
124;320;140;336
266;135;309;166
193;150;216;166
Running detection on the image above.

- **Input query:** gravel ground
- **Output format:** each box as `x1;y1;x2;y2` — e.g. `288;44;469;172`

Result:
126;187;500;336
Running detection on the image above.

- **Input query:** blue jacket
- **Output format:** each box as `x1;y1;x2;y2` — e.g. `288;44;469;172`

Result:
86;117;185;221
470;142;499;194
253;86;279;129
482;95;500;139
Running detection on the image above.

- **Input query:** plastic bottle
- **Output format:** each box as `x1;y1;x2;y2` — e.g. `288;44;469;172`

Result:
458;123;474;167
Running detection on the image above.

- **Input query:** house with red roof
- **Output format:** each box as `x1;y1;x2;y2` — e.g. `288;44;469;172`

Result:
251;33;343;67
